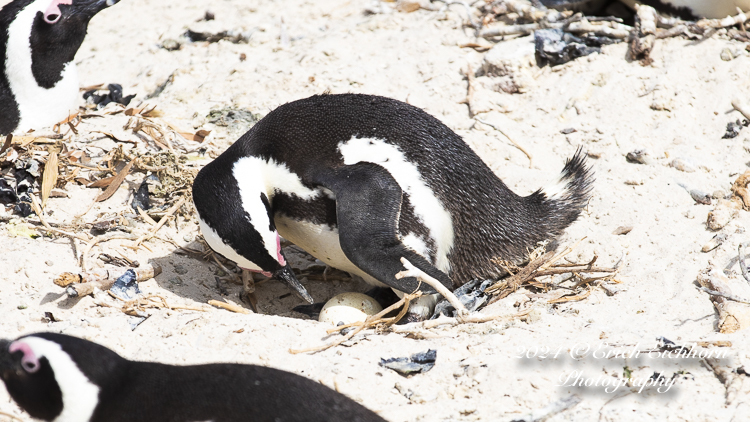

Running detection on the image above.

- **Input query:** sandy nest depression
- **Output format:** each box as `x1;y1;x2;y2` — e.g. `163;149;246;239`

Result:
2;0;750;421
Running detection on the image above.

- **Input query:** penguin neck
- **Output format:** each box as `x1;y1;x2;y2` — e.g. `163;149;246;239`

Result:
3;0;80;133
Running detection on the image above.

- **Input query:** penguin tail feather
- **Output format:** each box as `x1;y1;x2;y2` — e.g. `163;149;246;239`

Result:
536;147;594;233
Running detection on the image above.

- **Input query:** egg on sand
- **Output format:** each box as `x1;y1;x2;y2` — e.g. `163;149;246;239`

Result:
319;293;383;325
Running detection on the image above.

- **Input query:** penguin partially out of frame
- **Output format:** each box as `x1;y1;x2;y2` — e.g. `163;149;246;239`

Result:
0;0;121;135
193;93;593;319
0;333;386;422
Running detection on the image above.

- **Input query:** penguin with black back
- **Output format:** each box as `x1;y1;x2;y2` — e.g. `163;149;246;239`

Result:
0;0;121;135
0;333;386;422
193;93;593;319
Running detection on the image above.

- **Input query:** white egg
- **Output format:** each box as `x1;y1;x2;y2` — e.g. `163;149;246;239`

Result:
319;292;383;325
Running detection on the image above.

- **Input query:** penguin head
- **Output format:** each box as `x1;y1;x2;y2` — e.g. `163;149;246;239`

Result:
193;156;314;304
1;0;121;89
0;333;123;421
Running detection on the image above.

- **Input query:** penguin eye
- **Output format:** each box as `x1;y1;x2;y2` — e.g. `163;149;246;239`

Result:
22;360;39;373
44;13;61;24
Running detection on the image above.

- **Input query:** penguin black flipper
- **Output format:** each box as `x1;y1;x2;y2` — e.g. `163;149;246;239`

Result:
311;162;452;294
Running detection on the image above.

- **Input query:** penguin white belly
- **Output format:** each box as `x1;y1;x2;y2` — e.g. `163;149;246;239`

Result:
275;215;384;286
6;0;80;132
275;214;436;289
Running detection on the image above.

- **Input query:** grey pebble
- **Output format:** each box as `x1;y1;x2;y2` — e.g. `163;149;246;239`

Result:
45;260;54;267
626;149;650;164
173;264;188;275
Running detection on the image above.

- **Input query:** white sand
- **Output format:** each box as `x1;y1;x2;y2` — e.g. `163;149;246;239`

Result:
2;0;750;420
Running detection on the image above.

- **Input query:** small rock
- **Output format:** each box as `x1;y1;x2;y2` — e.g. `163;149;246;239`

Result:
626;149;650;164
707;200;740;230
173;264;188;275
161;39;181;51
669;157;697;173
561;127;576;134
45;260;54;267
613;226;633;235
720;48;734;61
712;190;727;200
396;0;427;13
17;304;27;310
701;233;727;252
689;189;712;205
169;276;183;285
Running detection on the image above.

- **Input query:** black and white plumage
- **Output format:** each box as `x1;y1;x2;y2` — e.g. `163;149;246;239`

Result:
541;0;750;20
193;94;593;314
0;333;386;422
0;0;120;135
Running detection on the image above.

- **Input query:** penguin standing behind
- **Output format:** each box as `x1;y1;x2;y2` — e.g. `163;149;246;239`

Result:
193;93;593;319
0;333;386;422
0;0;121;135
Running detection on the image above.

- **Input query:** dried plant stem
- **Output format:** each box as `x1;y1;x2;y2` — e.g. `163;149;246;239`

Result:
290;293;420;354
475;118;533;168
391;308;532;332
133;197;186;247
396;257;468;318
81;234;138;271
29;194;89;242
0;410;22;422
208;300;251;314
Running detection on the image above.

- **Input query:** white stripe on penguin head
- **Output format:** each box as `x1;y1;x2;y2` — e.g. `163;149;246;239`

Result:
231;156;321;266
338;137;454;273
6;0;80;132
11;336;100;422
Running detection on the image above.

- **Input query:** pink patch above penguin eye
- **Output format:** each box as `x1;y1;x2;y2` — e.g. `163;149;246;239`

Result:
44;0;73;24
9;341;40;374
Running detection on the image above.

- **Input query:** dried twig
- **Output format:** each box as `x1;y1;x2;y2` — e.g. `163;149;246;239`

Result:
133;197;187;247
0;410;22;422
697;268;750;333
391;307;532;332
696;9;749;29
60;264;162;298
698;287;750;305
208;299;251;314
81;233;138;271
396;257;468;317
290;293;419;354
703;356;744;405
475;118;533;168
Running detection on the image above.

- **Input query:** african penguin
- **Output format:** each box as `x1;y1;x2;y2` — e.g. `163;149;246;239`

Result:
0;0;121;135
192;93;593;319
541;0;750;20
0;333;386;422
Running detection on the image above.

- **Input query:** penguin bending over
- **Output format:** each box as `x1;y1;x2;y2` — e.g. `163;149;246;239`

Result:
0;0;121;135
0;333;386;422
193;94;593;319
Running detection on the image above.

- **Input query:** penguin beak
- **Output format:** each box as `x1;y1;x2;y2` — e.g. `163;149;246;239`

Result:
274;265;314;304
70;0;121;17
